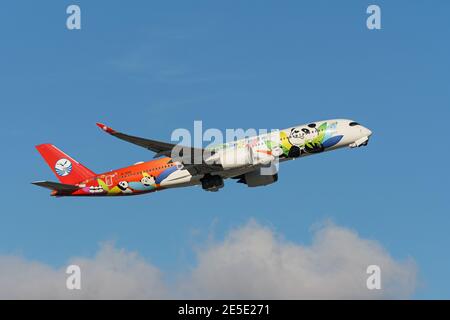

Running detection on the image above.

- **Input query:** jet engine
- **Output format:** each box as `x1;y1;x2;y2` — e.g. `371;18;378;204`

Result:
237;170;278;187
205;147;253;169
200;174;224;192
205;146;276;169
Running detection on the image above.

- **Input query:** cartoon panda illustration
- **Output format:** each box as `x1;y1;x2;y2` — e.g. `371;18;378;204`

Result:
302;123;324;154
305;123;319;138
117;181;133;193
288;127;305;146
141;175;155;187
287;124;323;157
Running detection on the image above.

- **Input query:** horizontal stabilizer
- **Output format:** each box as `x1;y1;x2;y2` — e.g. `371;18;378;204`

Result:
32;181;80;193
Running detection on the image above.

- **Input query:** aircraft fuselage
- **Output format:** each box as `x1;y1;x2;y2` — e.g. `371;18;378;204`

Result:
35;119;372;196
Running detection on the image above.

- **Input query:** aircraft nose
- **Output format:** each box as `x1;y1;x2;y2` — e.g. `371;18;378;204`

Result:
362;126;372;137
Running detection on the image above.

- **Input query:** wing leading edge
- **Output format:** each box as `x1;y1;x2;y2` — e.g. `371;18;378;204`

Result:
95;123;222;175
96;123;177;156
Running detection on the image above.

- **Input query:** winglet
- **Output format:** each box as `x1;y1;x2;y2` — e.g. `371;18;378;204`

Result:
96;122;116;134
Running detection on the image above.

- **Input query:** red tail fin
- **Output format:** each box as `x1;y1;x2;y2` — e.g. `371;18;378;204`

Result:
35;144;96;184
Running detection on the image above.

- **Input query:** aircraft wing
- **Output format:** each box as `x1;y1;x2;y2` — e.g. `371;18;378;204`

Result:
96;123;183;157
96;123;222;174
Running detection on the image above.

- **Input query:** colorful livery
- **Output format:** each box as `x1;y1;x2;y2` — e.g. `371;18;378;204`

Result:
33;119;372;196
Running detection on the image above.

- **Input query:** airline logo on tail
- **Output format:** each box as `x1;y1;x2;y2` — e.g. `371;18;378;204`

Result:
55;158;73;177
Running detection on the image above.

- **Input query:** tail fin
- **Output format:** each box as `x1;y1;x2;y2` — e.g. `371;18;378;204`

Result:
35;144;96;184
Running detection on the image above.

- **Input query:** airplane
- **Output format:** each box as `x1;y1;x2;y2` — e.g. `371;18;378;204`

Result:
32;119;372;196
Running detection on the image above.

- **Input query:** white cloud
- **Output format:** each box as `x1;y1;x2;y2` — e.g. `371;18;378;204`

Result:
182;220;417;299
0;221;417;299
0;243;167;300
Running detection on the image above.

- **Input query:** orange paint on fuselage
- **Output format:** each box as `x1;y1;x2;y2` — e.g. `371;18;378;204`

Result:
70;157;177;196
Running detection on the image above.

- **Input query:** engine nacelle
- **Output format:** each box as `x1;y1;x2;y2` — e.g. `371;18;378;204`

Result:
239;170;278;187
206;147;253;169
205;146;278;169
251;151;275;166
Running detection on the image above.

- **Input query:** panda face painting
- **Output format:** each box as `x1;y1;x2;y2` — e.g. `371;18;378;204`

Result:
303;127;319;140
288;126;319;146
118;181;129;191
288;128;305;146
141;175;155;187
55;158;72;177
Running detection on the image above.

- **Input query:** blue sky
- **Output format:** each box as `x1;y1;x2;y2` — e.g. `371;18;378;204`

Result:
0;1;449;298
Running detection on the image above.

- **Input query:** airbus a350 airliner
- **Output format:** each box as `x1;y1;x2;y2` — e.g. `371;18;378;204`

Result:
33;119;372;196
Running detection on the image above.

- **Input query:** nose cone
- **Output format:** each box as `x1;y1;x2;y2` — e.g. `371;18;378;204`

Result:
362;127;372;137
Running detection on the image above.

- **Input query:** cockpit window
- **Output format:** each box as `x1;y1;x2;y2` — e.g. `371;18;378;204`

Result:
349;122;360;127
307;123;316;128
